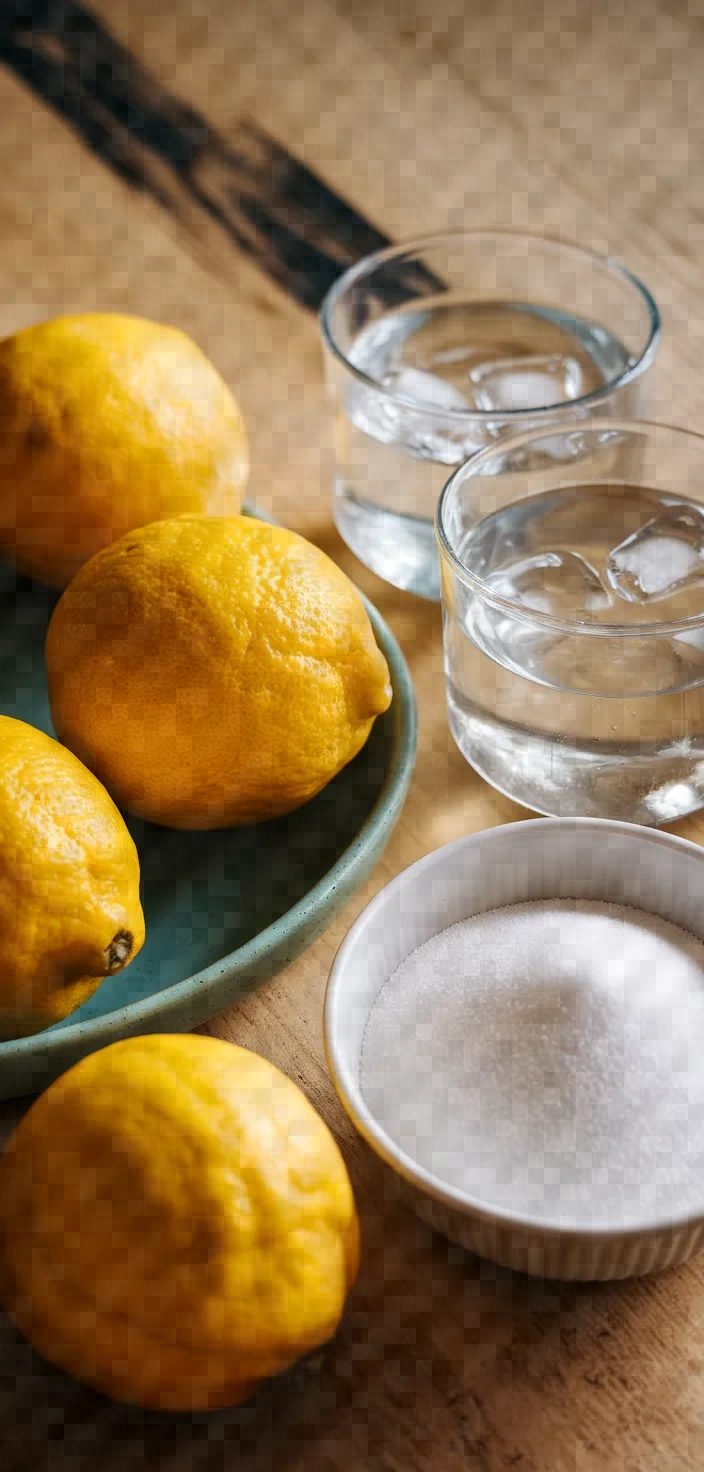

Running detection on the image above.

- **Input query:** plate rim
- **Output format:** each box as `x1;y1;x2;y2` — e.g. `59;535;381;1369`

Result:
0;580;417;1091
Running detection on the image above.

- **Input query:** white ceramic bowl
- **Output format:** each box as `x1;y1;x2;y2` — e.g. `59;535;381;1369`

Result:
324;818;704;1280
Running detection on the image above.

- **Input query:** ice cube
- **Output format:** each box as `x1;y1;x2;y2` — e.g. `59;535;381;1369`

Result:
347;366;482;465
490;551;611;618
381;365;470;411
606;506;704;603
469;354;584;412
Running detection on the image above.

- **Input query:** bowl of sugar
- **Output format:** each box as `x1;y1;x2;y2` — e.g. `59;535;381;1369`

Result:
325;818;704;1280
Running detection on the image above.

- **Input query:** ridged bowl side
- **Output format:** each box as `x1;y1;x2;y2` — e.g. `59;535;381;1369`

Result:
397;1178;704;1281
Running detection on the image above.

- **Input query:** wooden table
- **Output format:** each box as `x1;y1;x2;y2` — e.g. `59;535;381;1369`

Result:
1;0;704;1465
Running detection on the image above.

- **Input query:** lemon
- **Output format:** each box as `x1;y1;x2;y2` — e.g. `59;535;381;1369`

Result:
0;716;144;1039
45;514;392;829
0;1034;360;1410
0;314;248;587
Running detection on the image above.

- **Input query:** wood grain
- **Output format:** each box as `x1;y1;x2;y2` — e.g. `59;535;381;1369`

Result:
0;0;397;307
1;0;704;1466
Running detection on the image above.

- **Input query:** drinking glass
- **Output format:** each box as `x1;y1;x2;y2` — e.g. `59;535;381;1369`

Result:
437;419;704;825
320;231;660;600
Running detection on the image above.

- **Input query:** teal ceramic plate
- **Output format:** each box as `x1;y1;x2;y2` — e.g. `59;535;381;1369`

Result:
0;511;417;1099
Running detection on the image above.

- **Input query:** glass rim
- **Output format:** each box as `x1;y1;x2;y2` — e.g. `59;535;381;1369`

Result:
435;416;704;638
319;228;661;422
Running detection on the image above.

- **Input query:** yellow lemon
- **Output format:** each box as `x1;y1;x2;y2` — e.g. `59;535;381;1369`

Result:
45;514;392;829
0;314;248;587
0;1033;360;1410
0;716;144;1039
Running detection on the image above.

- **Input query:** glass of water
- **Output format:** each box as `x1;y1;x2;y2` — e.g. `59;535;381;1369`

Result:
437;419;704;825
320;231;660;600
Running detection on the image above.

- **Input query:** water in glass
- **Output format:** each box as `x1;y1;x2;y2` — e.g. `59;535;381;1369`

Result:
445;483;704;823
334;301;633;599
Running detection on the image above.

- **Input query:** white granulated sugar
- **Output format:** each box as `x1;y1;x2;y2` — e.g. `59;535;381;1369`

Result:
360;900;704;1229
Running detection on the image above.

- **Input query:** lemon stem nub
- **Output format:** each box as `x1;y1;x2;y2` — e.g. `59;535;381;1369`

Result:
106;931;133;973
